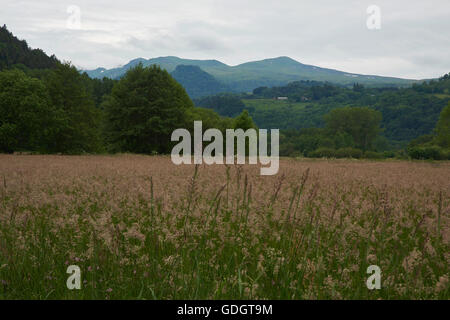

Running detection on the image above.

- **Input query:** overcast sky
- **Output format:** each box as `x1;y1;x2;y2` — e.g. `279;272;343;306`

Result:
1;0;449;79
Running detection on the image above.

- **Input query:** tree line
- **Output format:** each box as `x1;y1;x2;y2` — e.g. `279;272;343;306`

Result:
0;62;258;154
1;61;449;160
192;75;450;159
247;75;450;146
407;103;450;160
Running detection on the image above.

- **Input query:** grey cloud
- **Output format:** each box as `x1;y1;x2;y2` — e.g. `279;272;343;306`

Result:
0;0;448;78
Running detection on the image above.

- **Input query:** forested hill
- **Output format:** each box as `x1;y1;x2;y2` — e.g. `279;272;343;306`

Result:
0;25;59;70
196;74;450;148
170;65;229;98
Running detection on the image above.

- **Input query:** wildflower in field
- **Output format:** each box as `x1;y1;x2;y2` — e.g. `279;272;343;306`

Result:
163;255;176;266
402;248;423;273
0;155;448;299
424;240;437;256
367;253;377;264
435;275;449;294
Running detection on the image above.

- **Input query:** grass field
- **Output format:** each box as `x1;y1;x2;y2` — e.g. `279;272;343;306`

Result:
0;155;449;299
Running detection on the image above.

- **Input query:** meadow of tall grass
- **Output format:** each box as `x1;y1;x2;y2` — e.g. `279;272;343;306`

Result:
0;155;448;299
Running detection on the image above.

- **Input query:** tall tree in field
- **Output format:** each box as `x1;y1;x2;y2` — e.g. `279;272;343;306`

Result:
44;62;103;153
104;64;194;153
233;109;257;131
0;69;56;153
434;103;450;148
231;109;258;155
325;107;382;151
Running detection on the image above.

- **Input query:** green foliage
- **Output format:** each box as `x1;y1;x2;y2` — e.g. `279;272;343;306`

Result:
383;150;396;158
406;102;450;160
194;94;248;117
407;146;448;160
253;80;341;101
0;69;56;152
434;103;450;148
243;99;328;130
280;127;349;157
244;76;450;148
324;107;382;151
0;123;17;153
232;110;257;131
333;131;355;149
185;107;233;132
408;134;435;148
82;74;118;108
104;64;194;154
44;63;103;153
279;106;382;158
308;147;335;158
0;63;104;154
364;151;384;159
0;25;59;71
334;147;363;159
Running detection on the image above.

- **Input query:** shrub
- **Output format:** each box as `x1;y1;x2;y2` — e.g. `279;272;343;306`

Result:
408;146;445;160
364;151;384;159
383;151;396;158
290;151;303;158
308;147;335;158
335;147;363;159
444;149;450;160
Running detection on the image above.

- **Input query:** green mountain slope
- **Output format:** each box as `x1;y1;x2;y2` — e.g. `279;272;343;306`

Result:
85;56;417;94
170;65;229;98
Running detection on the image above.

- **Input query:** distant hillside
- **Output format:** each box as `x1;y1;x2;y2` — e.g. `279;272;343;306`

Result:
85;56;417;95
240;73;450;147
0;25;59;70
170;65;229;98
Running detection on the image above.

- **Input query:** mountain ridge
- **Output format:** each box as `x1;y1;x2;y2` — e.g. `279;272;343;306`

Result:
84;55;418;95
